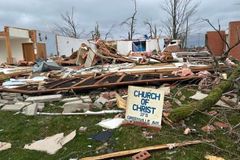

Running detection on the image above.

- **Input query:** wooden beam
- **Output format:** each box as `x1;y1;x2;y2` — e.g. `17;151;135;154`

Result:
4;27;13;64
81;140;213;160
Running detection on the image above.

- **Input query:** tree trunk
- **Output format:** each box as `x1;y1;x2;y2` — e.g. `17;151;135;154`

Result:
169;65;240;122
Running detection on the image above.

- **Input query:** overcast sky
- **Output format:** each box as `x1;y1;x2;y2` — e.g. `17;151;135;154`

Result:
0;0;239;40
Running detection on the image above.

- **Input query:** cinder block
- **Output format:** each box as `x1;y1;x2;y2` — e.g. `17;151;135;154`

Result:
63;101;90;113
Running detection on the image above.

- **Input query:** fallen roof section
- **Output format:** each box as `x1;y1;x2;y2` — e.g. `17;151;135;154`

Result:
0;73;201;95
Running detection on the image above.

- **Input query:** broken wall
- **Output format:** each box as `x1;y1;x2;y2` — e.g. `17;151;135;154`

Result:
229;21;240;60
11;38;32;63
56;36;87;57
146;39;160;52
9;27;29;38
117;40;132;56
206;31;226;56
117;39;160;55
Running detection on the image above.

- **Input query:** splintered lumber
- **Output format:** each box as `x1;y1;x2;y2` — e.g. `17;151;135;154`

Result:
169;65;240;122
81;140;213;160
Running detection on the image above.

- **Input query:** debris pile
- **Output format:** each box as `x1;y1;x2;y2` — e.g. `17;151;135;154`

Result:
0;37;239;160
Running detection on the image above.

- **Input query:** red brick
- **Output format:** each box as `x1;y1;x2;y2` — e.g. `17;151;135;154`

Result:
132;151;151;160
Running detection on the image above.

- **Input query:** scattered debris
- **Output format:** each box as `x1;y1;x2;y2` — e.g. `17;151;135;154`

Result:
63;101;91;113
1;102;31;111
97;118;125;129
132;150;151;160
22;103;38;116
24;130;76;155
91;130;113;142
213;122;229;129
25;94;63;103
79;126;87;132
201;125;216;133
94;97;109;109
183;128;196;135
205;155;225;160
81;140;214;160
0;142;11;151
190;92;230;108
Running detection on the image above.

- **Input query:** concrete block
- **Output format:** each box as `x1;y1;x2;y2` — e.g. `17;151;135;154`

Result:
94;97;108;109
63;101;91;113
1;102;31;111
25;94;62;103
80;95;91;100
23;103;38;116
1;95;15;101
82;98;92;103
80;95;92;103
1;92;21;97
61;97;81;103
37;103;45;111
0;99;10;105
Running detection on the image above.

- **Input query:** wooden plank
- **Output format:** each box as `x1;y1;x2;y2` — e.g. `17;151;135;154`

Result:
81;140;213;160
71;76;94;87
4;27;13;64
94;75;109;85
116;73;126;83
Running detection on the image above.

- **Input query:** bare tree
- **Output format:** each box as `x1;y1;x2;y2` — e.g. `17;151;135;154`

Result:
203;19;240;61
144;20;162;39
90;23;101;40
121;0;137;40
104;24;115;40
55;7;82;38
161;0;199;42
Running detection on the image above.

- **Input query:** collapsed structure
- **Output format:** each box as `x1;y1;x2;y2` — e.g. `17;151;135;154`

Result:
0;20;240;159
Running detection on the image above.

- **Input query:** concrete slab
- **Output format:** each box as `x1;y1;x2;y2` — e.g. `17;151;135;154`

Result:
63;101;91;113
80;95;91;100
82;98;92;103
0;99;10;104
25;94;62;103
1;102;31;111
22;103;38;116
94;97;108;109
61;97;81;103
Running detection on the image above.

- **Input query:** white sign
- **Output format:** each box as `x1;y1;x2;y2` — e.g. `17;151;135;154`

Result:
125;86;164;128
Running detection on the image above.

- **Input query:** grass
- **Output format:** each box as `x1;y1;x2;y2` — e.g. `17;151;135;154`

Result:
0;86;240;160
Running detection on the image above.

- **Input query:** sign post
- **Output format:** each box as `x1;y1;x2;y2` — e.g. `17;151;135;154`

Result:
125;86;165;128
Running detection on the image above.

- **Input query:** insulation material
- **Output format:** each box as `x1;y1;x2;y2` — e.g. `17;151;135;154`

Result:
97;118;125;129
0;142;11;151
24;130;76;155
